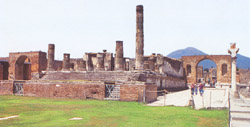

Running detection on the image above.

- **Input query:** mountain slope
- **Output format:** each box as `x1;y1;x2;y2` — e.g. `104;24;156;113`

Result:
167;47;207;59
167;47;250;69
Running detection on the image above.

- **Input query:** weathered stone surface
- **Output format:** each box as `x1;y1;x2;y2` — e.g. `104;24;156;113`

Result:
95;53;104;71
0;80;13;95
47;44;55;71
115;41;124;71
104;52;114;71
54;60;63;71
0;64;3;80
135;5;144;70
62;53;70;71
120;84;144;101
239;69;250;84
23;81;105;99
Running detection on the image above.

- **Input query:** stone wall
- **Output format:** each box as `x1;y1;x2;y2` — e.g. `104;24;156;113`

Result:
120;84;144;101
0;80;157;102
0;81;13;95
54;60;63;71
0;64;3;80
145;84;158;103
23;81;105;99
239;69;250;84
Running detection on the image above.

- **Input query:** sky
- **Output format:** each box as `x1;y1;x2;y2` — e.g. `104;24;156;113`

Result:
0;0;249;60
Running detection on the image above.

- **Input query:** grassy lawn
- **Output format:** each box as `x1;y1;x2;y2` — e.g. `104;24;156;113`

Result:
0;95;228;127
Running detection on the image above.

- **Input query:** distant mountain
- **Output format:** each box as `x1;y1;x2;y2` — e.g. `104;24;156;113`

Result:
237;54;250;69
167;47;250;69
167;47;207;59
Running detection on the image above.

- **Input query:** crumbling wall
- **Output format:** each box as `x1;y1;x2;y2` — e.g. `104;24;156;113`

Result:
54;60;63;71
139;73;187;90
239;69;250;84
0;64;3;80
0;81;13;95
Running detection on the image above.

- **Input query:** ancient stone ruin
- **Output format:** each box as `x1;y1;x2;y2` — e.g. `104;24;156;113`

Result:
0;5;238;102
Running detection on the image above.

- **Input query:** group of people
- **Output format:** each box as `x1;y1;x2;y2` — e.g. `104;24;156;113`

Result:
190;82;204;96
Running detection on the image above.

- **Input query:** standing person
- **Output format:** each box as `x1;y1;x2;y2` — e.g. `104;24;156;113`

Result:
194;83;198;95
191;83;195;95
208;78;212;87
199;83;204;96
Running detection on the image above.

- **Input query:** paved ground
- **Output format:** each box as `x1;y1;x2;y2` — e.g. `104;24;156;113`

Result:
193;88;229;110
230;93;250;127
147;89;191;106
148;88;229;110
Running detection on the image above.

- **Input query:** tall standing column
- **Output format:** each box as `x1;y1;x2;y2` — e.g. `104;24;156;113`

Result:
62;53;70;71
47;44;55;71
115;41;124;71
228;43;239;95
135;5;144;70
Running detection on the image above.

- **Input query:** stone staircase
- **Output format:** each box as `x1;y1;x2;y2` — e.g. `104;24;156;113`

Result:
104;85;120;101
230;94;250;127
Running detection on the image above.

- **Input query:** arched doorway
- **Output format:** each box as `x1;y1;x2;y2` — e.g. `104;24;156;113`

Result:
196;59;217;86
15;55;31;80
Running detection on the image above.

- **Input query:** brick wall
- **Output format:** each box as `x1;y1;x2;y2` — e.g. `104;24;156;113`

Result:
145;84;157;103
120;84;145;101
23;81;105;100
0;81;13;95
0;64;3;80
0;80;157;102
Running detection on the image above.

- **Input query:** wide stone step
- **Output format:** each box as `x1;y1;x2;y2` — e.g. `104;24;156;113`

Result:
104;98;120;101
231;120;250;127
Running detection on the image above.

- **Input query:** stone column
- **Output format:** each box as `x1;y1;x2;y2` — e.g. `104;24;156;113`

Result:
96;53;104;71
115;41;124;71
47;44;55;71
103;50;113;71
228;43;239;95
135;5;144;70
62;53;70;71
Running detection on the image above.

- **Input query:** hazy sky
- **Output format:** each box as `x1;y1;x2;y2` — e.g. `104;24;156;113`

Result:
0;0;249;60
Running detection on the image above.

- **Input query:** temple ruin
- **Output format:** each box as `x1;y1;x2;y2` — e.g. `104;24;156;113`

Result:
0;5;239;102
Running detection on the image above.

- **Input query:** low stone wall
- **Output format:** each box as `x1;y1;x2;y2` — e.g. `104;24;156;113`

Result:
0;80;158;102
120;84;144;101
145;84;158;103
0;80;13;95
23;81;105;100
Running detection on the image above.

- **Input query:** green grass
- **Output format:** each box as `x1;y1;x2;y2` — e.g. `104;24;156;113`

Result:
0;95;228;127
